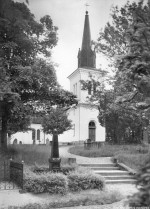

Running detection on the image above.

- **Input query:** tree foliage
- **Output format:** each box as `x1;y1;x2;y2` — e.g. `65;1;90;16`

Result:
116;0;150;109
0;0;77;147
42;108;72;135
81;1;150;144
96;0;150;109
129;159;150;207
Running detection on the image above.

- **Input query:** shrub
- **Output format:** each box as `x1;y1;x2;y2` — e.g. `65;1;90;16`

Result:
61;164;77;175
68;171;105;192
44;173;68;195
30;163;77;175
24;170;68;195
129;160;150;207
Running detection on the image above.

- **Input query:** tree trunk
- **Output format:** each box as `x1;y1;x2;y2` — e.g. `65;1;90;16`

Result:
0;102;8;149
1;114;8;149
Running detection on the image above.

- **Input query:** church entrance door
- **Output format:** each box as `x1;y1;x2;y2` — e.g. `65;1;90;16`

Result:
89;121;96;141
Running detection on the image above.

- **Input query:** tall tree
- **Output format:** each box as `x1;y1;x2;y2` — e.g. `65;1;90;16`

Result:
116;0;150;109
87;0;150;143
0;0;77;148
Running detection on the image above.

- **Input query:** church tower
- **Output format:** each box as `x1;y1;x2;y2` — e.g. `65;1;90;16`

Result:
67;10;105;142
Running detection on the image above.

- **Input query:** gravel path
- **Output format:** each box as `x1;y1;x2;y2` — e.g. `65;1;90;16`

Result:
60;146;112;164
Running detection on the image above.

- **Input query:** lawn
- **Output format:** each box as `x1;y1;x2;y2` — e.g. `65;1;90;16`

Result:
68;144;150;171
4;144;51;165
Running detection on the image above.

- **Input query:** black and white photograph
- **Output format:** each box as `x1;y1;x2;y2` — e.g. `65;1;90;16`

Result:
0;0;150;208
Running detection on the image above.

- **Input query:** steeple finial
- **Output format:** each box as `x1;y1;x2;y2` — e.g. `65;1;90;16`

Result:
85;3;90;12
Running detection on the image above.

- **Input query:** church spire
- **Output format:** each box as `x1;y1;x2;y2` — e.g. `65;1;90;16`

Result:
81;11;91;51
78;11;96;68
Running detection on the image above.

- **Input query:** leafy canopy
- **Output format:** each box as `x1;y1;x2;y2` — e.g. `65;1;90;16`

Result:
42;108;72;135
0;0;77;139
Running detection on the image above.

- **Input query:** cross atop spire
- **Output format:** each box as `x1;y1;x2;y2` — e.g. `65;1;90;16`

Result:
85;3;90;11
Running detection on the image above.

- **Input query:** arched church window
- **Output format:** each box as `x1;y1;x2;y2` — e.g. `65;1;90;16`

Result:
89;121;96;141
89;121;96;128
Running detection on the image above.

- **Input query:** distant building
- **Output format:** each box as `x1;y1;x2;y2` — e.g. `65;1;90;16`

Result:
11;10;105;144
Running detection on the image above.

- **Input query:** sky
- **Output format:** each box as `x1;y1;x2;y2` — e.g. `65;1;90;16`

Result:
19;0;138;90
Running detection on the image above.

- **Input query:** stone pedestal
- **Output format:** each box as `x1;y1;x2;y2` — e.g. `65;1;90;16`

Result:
49;129;61;171
49;158;61;171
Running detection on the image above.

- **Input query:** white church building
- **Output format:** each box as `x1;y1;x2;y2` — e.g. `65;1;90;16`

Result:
10;11;105;145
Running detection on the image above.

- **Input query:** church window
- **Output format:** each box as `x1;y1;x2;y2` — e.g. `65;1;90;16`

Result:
73;84;75;94
89;121;96;141
32;129;36;144
76;83;77;96
88;81;92;95
73;83;78;96
93;82;96;94
73;124;75;136
37;129;40;141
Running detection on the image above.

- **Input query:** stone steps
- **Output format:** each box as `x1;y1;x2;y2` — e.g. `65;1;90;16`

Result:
106;179;136;184
94;170;129;176
79;163;115;167
79;163;136;184
88;166;120;170
105;175;135;180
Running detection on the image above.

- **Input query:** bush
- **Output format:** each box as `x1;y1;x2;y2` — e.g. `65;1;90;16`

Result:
68;171;105;192
23;165;105;195
24;170;68;195
129;160;150;207
30;163;77;175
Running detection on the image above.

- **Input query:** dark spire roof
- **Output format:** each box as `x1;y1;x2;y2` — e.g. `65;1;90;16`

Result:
81;11;91;51
78;11;96;68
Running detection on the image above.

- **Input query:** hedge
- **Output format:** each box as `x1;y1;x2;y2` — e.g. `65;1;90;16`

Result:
24;172;68;195
24;166;105;195
68;172;105;192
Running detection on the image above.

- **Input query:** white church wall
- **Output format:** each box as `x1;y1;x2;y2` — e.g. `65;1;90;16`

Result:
69;69;81;99
11;124;52;145
58;107;80;142
79;104;105;142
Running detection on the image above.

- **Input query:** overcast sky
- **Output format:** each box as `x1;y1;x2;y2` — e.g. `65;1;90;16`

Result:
20;0;138;90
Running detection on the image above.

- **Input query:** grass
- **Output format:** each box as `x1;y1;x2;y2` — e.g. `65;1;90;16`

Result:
9;189;123;209
68;144;150;157
115;153;150;171
2;144;69;166
68;144;150;171
4;144;51;165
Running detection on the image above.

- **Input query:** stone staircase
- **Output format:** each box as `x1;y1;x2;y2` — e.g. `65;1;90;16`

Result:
79;163;136;184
